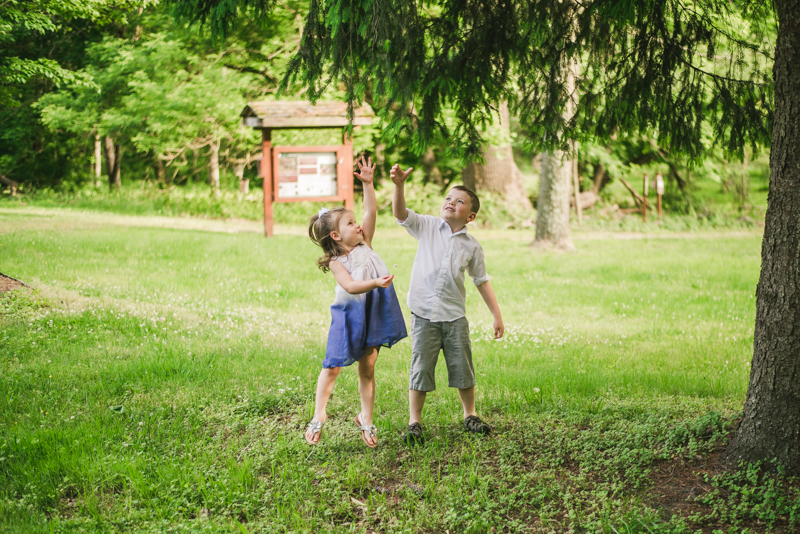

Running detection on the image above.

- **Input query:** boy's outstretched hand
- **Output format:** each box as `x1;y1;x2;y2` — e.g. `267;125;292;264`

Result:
354;156;375;184
390;164;413;185
374;274;394;288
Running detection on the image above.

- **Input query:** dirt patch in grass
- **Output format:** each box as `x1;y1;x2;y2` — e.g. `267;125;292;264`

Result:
0;272;28;293
648;443;796;534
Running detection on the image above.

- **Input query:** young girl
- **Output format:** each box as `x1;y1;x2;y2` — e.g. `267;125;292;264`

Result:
305;156;407;448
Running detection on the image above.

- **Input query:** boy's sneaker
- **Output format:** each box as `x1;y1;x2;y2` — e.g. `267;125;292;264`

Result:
464;415;491;435
403;422;425;445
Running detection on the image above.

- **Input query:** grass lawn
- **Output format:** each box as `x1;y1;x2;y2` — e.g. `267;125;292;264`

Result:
1;207;797;533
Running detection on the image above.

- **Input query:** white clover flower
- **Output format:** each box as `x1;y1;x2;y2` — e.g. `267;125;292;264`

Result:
533;388;540;393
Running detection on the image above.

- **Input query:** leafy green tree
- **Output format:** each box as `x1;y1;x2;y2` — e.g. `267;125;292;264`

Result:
176;0;799;472
37;5;298;191
0;0;101;108
0;0;150;187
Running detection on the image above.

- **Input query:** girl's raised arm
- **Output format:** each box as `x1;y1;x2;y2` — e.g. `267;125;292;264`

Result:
354;156;377;247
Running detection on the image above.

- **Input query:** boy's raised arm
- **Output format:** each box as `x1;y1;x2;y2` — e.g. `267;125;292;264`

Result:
354;156;377;246
390;164;413;222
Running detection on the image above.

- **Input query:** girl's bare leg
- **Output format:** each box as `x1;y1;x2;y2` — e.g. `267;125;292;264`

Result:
357;346;379;446
306;367;342;443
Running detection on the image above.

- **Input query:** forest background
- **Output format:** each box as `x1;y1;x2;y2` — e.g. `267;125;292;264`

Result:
5;1;800;531
0;0;770;229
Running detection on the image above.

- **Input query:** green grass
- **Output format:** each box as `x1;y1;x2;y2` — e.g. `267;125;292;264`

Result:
1;207;797;533
1;173;769;233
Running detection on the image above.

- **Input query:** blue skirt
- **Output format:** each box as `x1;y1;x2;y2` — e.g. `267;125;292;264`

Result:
323;284;408;368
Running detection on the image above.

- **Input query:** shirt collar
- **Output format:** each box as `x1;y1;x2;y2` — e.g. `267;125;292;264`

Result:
439;218;468;236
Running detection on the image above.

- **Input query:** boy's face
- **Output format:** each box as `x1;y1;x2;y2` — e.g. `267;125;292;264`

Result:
440;189;476;227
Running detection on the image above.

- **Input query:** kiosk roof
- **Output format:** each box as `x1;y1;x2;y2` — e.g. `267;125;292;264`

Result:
241;101;374;129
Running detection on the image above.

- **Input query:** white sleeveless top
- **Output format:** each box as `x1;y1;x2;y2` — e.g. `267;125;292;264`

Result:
331;244;390;305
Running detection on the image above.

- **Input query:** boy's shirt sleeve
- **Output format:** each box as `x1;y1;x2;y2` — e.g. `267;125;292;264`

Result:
398;209;437;240
468;243;492;286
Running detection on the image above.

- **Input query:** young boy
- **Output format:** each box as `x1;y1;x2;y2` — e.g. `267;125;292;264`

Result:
390;164;504;444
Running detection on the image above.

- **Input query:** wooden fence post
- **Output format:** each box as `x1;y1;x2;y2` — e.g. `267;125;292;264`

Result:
261;129;273;237
656;172;664;220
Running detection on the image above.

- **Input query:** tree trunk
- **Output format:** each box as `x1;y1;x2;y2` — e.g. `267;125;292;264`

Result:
103;136;121;191
422;147;444;187
207;140;220;196
192;149;200;182
113;144;121;189
591;163;611;195
534;151;574;249
94;134;102;187
154;158;166;183
0;172;19;197
462;102;531;211
724;0;800;473
235;163;249;194
532;58;577;250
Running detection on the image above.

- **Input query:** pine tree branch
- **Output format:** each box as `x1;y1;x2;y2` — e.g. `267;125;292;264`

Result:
674;0;774;60
677;57;770;87
223;64;278;83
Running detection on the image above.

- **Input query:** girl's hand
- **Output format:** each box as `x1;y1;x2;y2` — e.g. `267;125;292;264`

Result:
374;274;394;288
390;164;414;185
354;156;376;184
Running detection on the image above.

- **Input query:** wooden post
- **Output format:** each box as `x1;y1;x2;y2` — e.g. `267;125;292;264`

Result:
261;129;273;237
572;142;582;223
340;128;354;210
655;172;664;220
642;173;648;223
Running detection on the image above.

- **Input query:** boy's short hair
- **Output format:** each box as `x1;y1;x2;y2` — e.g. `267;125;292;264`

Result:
451;185;480;214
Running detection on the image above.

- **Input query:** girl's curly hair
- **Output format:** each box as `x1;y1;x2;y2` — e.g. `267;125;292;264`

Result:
308;207;350;272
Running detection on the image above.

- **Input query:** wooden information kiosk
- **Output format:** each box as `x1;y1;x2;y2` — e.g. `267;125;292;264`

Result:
241;101;374;237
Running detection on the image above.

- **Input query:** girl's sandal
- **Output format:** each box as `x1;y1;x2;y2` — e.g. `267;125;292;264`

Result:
305;416;326;445
355;413;378;448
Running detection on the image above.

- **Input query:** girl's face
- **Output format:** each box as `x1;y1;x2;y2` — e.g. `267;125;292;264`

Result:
333;211;363;248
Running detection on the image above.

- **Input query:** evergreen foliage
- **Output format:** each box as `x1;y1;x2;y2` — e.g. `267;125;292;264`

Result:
173;0;775;161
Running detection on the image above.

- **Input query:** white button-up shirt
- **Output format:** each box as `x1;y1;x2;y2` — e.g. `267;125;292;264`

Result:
399;209;491;322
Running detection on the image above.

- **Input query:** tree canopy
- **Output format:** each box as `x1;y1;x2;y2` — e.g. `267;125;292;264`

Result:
173;0;775;161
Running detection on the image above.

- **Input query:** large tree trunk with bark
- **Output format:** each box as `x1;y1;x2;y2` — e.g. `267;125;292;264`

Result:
462;102;531;212
103;136;121;190
724;0;800;473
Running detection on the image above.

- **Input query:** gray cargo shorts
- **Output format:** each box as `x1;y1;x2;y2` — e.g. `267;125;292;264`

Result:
409;313;475;392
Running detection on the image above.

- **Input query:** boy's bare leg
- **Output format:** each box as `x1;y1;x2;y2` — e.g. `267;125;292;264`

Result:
357;347;379;446
306;367;341;443
458;387;477;418
409;389;427;425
